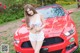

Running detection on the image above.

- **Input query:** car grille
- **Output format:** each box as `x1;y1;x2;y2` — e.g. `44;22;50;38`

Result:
21;37;64;48
42;37;64;46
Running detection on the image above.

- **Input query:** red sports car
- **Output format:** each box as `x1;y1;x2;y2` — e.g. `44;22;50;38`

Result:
14;4;79;53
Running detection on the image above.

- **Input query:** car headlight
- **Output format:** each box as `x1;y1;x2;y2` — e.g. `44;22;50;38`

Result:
14;39;20;44
64;29;74;36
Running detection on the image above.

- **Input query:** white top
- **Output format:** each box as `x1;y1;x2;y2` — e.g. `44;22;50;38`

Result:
29;14;42;27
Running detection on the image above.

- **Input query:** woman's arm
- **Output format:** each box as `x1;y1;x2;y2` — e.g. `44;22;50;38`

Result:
36;15;48;32
40;15;48;29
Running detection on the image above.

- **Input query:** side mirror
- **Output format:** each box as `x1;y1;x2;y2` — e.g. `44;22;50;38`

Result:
67;10;73;14
21;19;25;23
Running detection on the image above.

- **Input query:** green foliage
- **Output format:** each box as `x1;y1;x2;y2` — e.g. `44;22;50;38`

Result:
0;8;24;24
0;0;77;24
56;0;76;6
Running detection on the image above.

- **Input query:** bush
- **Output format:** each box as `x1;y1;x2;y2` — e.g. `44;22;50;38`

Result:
56;0;76;6
0;0;76;24
0;7;24;24
0;2;6;12
0;0;25;24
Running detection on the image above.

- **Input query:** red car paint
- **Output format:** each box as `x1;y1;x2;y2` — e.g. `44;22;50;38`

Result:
14;4;78;53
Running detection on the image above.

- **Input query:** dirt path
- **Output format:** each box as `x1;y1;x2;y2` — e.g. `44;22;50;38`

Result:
69;8;80;12
0;19;22;36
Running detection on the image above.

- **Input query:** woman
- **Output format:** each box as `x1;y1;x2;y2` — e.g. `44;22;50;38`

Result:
24;4;47;53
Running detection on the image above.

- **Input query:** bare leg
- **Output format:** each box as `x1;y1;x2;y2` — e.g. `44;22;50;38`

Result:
35;41;43;53
30;41;37;50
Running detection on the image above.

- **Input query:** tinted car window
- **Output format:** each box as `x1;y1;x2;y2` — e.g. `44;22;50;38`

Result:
37;7;65;19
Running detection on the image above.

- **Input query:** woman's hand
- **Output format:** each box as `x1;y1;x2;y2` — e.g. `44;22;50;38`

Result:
35;22;49;32
27;24;35;30
35;27;42;32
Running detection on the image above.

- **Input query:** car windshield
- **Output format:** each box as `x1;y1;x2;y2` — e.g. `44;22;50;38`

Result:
37;7;65;19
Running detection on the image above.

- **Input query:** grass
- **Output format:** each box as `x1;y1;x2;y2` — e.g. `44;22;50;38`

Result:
63;4;77;9
0;4;80;53
71;11;80;53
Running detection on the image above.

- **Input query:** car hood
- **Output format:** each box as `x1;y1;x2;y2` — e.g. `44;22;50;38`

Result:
45;16;67;29
43;16;68;37
15;16;68;39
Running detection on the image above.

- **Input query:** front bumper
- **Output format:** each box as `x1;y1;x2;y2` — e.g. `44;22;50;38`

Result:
14;32;78;53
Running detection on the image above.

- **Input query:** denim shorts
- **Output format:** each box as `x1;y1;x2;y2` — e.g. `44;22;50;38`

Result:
29;31;44;41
